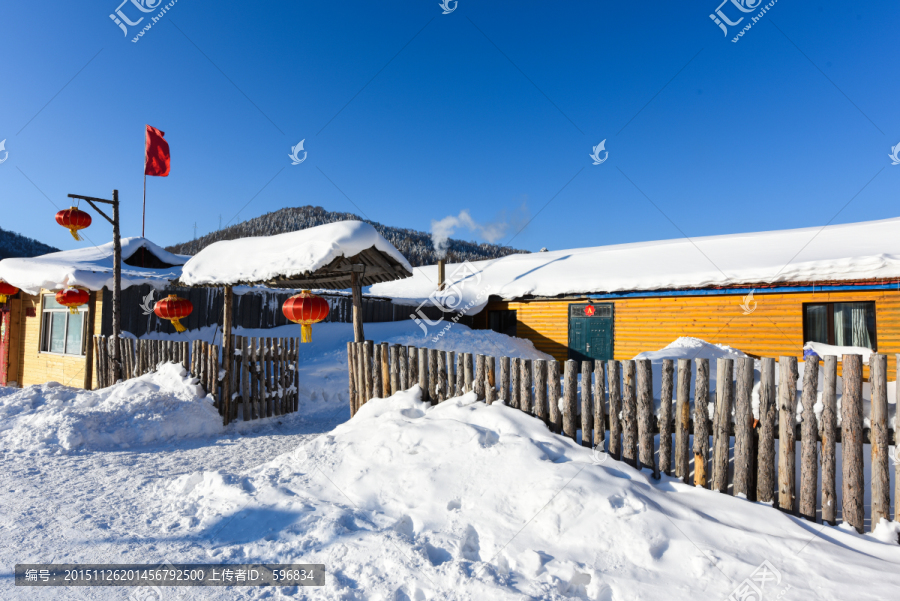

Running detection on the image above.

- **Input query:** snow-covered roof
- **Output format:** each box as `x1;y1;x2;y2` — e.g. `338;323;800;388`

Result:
370;216;900;313
0;237;189;294
179;221;414;288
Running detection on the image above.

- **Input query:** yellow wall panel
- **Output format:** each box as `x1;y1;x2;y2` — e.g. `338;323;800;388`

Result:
479;290;900;378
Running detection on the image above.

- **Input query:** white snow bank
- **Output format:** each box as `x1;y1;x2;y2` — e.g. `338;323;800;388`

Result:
804;341;874;364
179;220;413;286
0;237;187;294
152;388;900;600
0;363;220;454
371;215;900;313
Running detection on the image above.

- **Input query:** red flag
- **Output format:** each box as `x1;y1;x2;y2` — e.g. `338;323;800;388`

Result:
144;125;170;177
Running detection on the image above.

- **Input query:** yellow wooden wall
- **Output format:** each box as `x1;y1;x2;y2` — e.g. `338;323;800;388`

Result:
15;290;102;389
478;289;900;379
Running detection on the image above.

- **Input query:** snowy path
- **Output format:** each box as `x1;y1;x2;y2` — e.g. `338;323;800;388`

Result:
1;410;347;600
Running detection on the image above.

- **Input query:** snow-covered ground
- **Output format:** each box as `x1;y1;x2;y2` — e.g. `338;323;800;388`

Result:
2;323;899;600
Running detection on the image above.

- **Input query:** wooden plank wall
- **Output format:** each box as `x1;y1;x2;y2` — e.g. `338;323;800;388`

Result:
480;289;900;379
16;290;104;389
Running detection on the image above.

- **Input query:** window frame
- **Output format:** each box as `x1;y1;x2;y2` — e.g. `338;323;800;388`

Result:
39;293;90;357
802;301;877;351
487;309;517;338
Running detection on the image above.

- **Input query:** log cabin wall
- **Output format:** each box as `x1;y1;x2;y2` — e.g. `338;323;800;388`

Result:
477;288;900;379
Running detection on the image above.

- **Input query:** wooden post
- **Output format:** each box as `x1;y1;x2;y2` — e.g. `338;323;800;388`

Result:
110;190;122;384
474;354;485;401
821;355;837;525
607;360;621;460
659;359;674;476
799;355;820;521
222;285;233;426
637;359;657;476
870;353;889;531
372;343;383;399
212;345;219;410
778;356;798;513
464;353;474;393
486;354;496;404
429;348;438;403
356;342;366;409
265;337;273;418
841;354;864;533
364;341;374;401
563;360;578;441
693;358;710;488
418;347;429;403
520;359;532;413
733;357;754;497
436;350;447;402
757;358;776;504
456;352;464;397
593;360;606;451
240;337;250;420
390;345;400;396
446;351;455;399
350;269;365;343
500;357;511;404
534;359;547;422
581;361;593;448
347;343;356;415
548;360;561;434
510;358;520;409
407;346;417;388
675;359;691;483
622;360;638;468
399;345;408;390
381;343;390;398
712;358;733;493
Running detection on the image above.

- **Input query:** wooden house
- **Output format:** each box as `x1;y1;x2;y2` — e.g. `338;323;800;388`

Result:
371;217;900;378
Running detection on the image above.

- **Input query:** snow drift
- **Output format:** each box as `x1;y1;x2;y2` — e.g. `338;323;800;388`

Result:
153;387;900;600
0;363;220;454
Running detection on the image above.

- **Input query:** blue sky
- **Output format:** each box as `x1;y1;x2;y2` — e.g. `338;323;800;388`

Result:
1;0;898;256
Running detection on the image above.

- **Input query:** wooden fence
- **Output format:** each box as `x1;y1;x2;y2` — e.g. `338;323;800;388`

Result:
224;335;300;426
348;343;900;534
93;334;300;426
94;335;219;397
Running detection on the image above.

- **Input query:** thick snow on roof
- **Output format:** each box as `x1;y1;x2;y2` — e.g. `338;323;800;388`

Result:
0;237;188;294
179;220;413;286
370;216;900;313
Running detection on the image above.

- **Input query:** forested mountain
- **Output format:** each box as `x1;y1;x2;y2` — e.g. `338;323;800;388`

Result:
165;206;527;266
0;226;59;260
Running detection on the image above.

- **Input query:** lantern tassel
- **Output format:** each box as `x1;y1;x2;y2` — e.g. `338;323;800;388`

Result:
0;294;7;304
171;318;187;333
68;306;78;315
68;228;82;241
301;324;312;343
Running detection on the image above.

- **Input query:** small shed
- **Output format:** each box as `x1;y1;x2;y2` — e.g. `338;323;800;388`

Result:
177;220;413;418
0;238;188;388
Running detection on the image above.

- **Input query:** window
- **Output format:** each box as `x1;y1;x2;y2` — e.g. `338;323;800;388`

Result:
803;301;876;350
488;310;517;337
40;294;88;356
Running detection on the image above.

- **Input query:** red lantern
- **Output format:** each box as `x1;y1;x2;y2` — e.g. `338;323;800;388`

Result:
56;287;90;314
154;294;193;333
282;290;330;343
0;281;18;304
55;207;92;241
